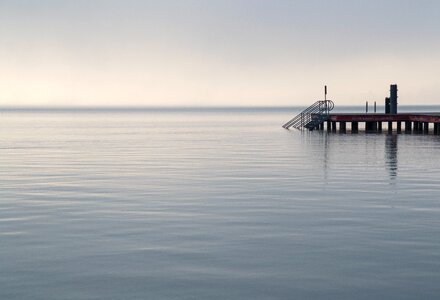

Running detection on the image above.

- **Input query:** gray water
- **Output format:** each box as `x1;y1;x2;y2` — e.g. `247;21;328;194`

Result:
1;107;440;299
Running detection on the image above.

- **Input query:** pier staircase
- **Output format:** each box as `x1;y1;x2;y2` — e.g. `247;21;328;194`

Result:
282;100;334;130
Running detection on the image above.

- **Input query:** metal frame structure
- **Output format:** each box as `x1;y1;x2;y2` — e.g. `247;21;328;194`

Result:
282;100;334;130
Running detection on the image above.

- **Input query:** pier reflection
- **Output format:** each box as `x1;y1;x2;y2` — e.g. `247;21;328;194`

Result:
298;130;400;182
385;134;398;179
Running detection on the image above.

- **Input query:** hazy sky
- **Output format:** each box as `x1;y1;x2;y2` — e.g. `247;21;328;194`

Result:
1;0;440;106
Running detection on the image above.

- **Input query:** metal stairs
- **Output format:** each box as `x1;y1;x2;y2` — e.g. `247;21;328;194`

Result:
282;100;334;130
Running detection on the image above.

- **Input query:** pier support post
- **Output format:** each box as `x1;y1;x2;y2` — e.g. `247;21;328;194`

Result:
351;121;358;133
366;122;378;132
319;122;324;130
388;121;393;133
413;122;419;133
327;120;331;131
378;122;382;132
434;123;440;135
397;122;402;133
424;122;429;133
332;121;337;132
405;121;412;133
365;122;372;132
340;122;346;133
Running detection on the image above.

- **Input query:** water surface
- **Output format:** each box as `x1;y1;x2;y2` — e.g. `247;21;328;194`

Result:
1;107;440;299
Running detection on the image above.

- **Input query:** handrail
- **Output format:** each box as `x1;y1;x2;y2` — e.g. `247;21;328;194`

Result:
282;100;334;129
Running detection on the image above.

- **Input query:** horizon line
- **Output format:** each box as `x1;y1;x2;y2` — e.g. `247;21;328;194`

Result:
1;104;440;109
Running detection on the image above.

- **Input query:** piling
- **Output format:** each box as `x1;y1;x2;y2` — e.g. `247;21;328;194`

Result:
352;121;359;133
405;121;412;133
378;122;382;132
434;123;440;135
365;122;378;132
340;122;346;133
424;122;429;133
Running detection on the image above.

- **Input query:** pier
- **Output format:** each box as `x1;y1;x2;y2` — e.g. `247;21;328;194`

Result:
282;84;440;134
322;113;440;134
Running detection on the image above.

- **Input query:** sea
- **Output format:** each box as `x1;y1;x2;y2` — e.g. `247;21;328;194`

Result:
1;106;440;300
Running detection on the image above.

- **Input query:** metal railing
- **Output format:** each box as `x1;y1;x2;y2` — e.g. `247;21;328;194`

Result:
282;100;334;130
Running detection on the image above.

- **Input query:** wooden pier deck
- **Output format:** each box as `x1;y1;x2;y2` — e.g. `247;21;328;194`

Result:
319;113;440;134
282;85;440;134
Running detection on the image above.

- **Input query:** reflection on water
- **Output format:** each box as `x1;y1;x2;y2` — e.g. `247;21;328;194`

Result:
306;131;401;182
385;134;398;179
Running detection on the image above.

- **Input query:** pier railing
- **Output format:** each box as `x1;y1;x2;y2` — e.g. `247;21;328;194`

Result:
282;100;334;130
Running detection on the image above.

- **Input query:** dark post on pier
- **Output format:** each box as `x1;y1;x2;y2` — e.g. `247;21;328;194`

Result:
390;84;398;114
282;84;440;134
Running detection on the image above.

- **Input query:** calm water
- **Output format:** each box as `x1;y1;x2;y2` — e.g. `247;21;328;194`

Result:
1;107;440;299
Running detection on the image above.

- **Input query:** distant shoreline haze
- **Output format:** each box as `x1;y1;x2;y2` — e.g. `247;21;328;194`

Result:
1;105;440;112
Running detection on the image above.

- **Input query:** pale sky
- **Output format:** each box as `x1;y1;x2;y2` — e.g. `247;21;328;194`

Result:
1;0;440;106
